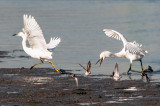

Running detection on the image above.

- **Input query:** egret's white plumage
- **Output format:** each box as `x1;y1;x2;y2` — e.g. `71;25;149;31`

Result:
13;14;61;72
96;29;148;72
47;37;61;51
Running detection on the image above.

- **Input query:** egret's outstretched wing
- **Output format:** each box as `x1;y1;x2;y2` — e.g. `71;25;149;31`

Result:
103;29;128;46
23;14;47;50
125;42;148;55
47;37;61;51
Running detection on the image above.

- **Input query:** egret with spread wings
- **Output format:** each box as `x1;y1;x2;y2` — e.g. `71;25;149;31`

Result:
96;29;148;73
13;14;61;72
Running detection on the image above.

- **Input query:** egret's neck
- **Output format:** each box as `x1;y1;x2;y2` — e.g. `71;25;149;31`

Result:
21;36;28;50
112;52;125;58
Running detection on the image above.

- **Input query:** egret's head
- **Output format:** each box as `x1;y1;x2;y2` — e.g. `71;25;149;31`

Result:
12;32;24;37
96;51;112;67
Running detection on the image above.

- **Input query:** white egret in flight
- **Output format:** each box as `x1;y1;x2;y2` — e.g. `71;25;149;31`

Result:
13;14;61;72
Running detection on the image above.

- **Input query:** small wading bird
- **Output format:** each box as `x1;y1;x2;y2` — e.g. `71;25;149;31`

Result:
71;74;79;87
130;69;150;83
79;61;91;75
112;63;121;81
143;65;153;72
96;29;148;73
13;14;61;72
60;69;79;87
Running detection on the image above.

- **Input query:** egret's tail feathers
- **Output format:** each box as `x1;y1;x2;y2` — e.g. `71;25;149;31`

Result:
140;50;148;56
47;37;61;51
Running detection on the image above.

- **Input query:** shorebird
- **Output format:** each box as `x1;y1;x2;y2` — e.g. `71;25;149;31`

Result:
112;63;121;81
143;65;153;72
60;69;79;88
127;69;150;83
71;74;79;87
96;29;148;73
79;61;91;75
13;14;61;72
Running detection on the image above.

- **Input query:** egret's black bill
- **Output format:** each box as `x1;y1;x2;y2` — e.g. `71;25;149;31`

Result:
12;34;17;36
95;59;103;67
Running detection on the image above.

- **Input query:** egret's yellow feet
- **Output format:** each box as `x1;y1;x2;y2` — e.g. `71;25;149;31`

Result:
55;68;61;73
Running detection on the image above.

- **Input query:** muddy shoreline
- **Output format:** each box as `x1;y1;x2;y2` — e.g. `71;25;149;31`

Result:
0;68;160;106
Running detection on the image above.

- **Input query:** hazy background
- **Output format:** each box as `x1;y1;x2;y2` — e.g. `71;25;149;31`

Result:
0;0;160;80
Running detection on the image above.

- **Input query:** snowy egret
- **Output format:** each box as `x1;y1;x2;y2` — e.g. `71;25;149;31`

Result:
79;61;91;75
13;14;61;72
112;63;121;81
96;29;148;73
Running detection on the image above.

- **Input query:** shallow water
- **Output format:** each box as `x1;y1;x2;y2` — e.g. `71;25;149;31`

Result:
0;0;160;81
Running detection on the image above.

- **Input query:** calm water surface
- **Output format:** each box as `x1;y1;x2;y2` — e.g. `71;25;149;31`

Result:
0;0;160;81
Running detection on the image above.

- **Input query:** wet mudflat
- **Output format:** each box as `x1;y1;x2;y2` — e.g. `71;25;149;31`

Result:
0;68;160;106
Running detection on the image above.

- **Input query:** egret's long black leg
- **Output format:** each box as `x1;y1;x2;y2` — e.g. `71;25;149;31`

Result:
127;63;132;73
140;59;146;76
30;58;44;70
140;60;144;71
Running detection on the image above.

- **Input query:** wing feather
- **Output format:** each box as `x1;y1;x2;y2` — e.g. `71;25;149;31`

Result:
114;63;119;77
23;14;47;50
47;37;61;51
125;42;148;55
79;64;87;71
103;29;128;46
87;61;91;72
